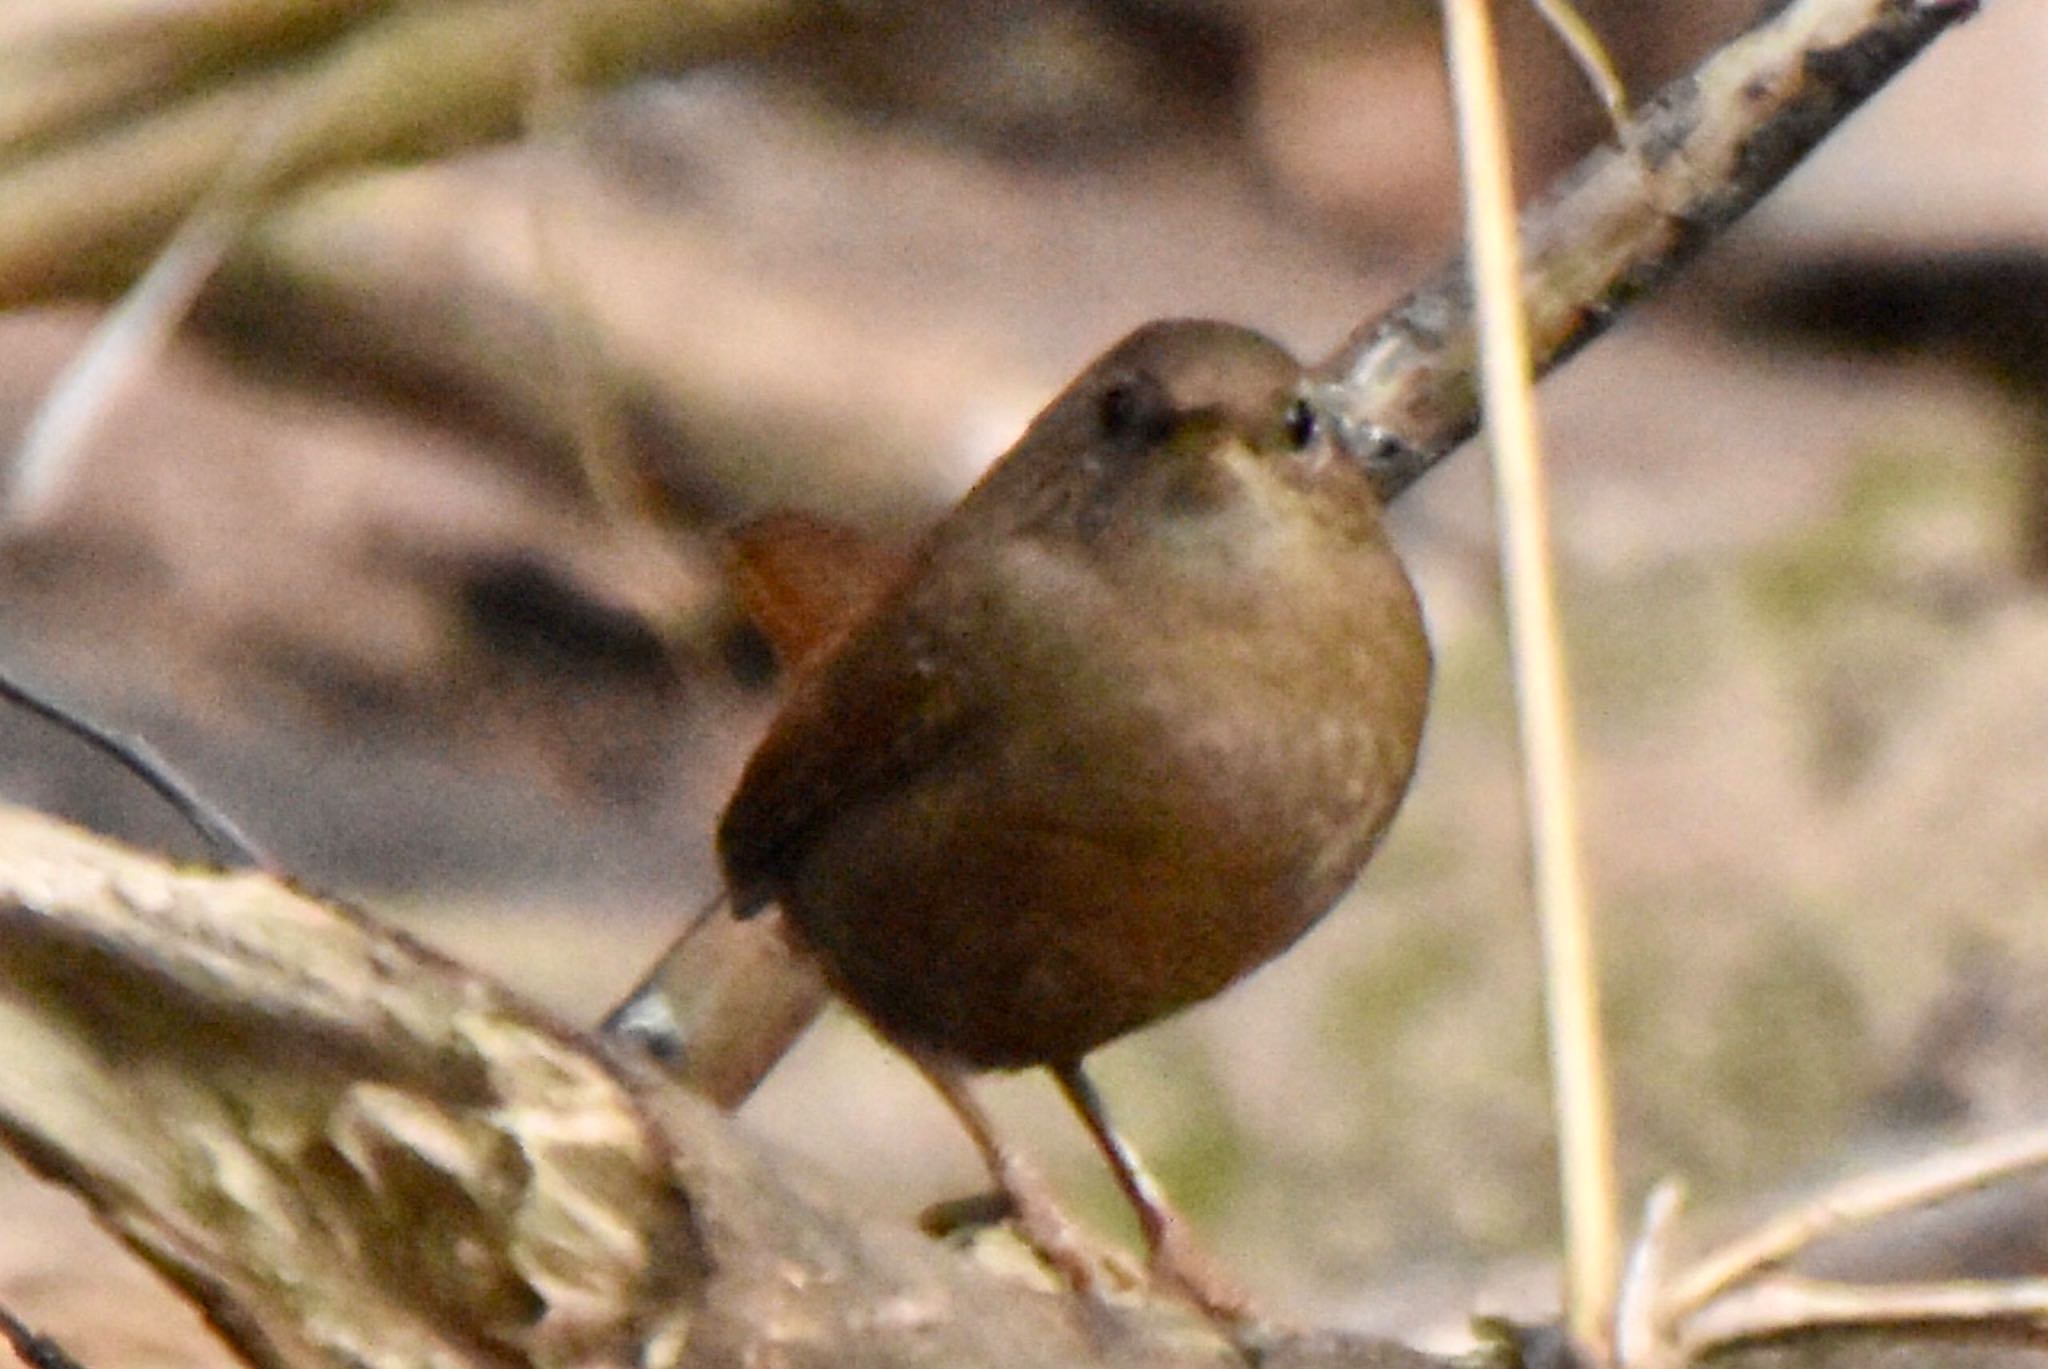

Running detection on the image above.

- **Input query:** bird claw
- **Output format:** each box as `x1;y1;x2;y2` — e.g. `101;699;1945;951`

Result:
923;1186;1255;1324
1144;1210;1256;1324
922;1186;1142;1295
917;1189;1014;1239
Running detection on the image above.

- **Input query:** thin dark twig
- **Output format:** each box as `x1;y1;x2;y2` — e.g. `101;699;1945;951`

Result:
0;666;275;873
0;1305;86;1369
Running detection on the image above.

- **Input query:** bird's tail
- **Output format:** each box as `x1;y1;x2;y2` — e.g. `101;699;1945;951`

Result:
600;890;829;1110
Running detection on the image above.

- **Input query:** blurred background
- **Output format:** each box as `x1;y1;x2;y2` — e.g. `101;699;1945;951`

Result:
0;0;2044;1362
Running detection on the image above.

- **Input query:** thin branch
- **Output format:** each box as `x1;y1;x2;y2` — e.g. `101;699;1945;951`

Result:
0;1306;85;1369
519;12;710;653
1614;1180;1685;1369
1662;1126;2048;1327
1316;0;1980;497
5;201;245;524
1526;0;1629;126
523;14;636;532
0;668;273;872
8;73;319;526
1683;1274;2048;1354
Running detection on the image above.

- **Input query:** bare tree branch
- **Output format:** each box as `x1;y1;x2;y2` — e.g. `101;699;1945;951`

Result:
1316;0;1978;497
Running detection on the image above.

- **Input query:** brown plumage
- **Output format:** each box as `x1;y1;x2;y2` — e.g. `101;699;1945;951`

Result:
712;319;1431;1318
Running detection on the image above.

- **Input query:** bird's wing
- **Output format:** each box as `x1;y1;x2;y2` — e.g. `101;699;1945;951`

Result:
716;587;978;913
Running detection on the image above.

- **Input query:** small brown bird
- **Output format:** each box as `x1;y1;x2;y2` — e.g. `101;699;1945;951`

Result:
698;318;1433;1317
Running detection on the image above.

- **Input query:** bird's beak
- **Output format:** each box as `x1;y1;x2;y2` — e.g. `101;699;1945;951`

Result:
1305;381;1427;503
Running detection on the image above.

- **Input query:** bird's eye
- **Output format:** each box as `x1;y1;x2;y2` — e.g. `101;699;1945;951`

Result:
1098;375;1174;445
1283;397;1318;450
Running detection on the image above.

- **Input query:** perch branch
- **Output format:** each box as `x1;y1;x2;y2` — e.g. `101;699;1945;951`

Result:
1315;0;1976;497
0;805;1453;1369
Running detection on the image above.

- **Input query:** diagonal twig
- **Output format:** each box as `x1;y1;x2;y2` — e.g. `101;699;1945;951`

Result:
0;667;274;872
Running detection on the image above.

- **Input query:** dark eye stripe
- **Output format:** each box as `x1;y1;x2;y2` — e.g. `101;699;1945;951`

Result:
1098;375;1176;446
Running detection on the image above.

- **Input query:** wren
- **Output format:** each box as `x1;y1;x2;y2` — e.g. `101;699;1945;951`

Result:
707;318;1432;1318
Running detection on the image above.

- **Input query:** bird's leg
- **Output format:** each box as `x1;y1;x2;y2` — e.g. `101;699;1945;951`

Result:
1052;1059;1254;1322
907;1051;1119;1294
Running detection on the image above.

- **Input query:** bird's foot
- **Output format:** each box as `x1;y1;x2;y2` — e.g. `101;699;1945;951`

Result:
1145;1208;1257;1325
1010;1181;1141;1296
921;1183;1141;1295
917;1189;1014;1239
